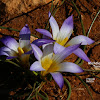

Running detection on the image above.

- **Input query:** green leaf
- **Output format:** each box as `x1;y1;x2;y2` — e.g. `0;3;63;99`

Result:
87;10;100;37
71;0;85;36
0;26;20;32
64;78;71;100
37;92;49;100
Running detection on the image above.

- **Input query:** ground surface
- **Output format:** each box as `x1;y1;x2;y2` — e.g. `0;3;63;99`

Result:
0;0;100;100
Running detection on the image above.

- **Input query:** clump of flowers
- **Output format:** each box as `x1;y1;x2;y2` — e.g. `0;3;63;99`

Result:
30;43;84;89
0;10;95;99
29;12;94;89
0;24;54;68
36;12;94;62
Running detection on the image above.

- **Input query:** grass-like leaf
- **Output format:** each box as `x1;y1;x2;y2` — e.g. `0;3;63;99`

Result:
87;10;100;37
71;0;86;36
64;78;71;100
37;92;49;100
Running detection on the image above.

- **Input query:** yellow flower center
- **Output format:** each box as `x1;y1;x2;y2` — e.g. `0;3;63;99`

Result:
57;37;68;46
41;56;59;76
17;47;24;56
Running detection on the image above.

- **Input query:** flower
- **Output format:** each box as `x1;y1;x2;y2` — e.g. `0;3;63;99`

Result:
35;12;95;62
0;24;54;67
30;43;84;89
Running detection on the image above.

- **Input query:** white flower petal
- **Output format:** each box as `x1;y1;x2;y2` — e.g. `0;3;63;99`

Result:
30;61;45;71
49;12;59;39
31;44;43;60
67;35;95;46
42;43;54;59
58;62;84;73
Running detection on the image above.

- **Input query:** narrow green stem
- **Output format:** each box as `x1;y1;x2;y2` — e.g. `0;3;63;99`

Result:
64;78;71;100
37;92;48;100
75;58;81;64
26;81;46;100
41;90;49;99
83;69;100;72
0;26;20;32
71;0;86;36
87;10;100;37
5;60;20;67
90;73;100;79
50;0;54;12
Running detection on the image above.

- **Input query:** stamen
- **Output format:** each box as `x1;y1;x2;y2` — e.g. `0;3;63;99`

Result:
18;47;24;56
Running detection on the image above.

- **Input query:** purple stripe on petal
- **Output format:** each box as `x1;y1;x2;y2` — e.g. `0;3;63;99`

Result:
0;36;18;51
31;44;43;60
19;34;30;40
30;61;45;71
19;24;31;48
53;43;81;63
67;35;95;46
58;62;84;73
6;56;17;59
32;39;55;46
24;50;33;54
54;43;65;54
36;29;52;38
19;24;31;40
59;15;73;39
73;48;90;62
50;72;64;90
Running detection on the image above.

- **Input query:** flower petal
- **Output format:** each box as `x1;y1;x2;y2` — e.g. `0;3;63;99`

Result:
67;35;95;46
24;50;33;54
31;44;43;60
0;36;18;51
58;62;84;73
36;29;52;38
32;39;55;46
42;43;53;59
22;44;32;53
49;12;59;39
53;43;81;63
30;61;45;71
0;46;17;59
0;46;10;56
6;56;17;59
73;48;90;62
54;43;65;54
19;24;31;39
50;72;64;89
57;15;73;41
19;24;31;48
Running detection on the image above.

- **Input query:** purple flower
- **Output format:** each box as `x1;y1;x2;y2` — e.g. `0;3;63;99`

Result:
36;12;95;62
30;43;84;89
0;24;54;63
